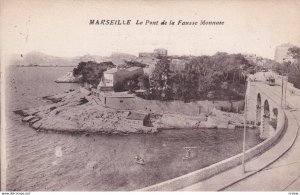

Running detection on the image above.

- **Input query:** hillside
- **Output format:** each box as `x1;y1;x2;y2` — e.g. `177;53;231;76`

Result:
9;51;137;67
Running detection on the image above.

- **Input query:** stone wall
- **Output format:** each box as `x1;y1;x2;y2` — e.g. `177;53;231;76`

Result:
99;95;244;115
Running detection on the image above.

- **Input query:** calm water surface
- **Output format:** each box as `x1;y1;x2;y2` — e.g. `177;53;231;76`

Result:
4;66;262;191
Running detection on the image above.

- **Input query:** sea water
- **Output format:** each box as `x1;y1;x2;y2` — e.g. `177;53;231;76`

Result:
4;66;262;191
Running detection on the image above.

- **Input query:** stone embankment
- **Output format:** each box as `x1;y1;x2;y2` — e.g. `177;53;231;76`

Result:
157;108;252;130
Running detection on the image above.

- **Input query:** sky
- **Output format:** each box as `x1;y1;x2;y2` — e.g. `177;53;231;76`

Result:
1;0;300;65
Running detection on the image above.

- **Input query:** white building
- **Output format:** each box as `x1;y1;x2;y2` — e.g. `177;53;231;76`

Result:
98;66;144;91
138;48;168;58
274;43;296;64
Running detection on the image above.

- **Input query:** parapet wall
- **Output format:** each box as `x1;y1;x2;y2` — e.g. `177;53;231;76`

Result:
139;106;286;191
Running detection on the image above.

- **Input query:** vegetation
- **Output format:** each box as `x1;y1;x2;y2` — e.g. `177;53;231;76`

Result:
124;60;148;68
147;53;253;101
73;52;257;101
272;46;300;89
114;74;150;93
73;61;115;87
149;57;173;100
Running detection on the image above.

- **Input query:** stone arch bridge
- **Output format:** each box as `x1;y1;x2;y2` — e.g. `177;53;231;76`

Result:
246;79;283;140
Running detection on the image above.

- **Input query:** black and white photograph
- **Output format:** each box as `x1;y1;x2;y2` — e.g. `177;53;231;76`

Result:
1;0;300;192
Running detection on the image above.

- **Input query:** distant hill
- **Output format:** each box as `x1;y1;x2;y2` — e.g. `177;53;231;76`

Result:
103;52;137;66
9;51;137;67
10;51;77;66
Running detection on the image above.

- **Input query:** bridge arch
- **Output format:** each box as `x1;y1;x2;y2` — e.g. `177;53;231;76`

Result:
260;99;271;139
270;107;279;129
247;80;282;140
272;108;278;119
263;100;270;117
256;93;262;126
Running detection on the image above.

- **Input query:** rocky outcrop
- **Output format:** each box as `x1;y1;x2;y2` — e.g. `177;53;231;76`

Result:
15;90;158;135
14;89;253;135
55;72;81;83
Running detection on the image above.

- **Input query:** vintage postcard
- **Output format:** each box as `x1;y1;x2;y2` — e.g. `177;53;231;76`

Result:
1;0;300;192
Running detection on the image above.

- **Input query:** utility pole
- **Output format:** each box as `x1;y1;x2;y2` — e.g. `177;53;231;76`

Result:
284;75;287;108
281;75;284;108
284;61;290;109
242;77;249;173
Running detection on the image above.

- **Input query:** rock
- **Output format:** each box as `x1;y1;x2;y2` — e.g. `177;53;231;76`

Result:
43;96;62;103
217;124;228;129
199;121;207;128
205;122;217;129
29;117;41;125
14;109;29;117
32;121;42;130
22;115;36;122
86;161;98;170
228;124;236;130
159;114;205;129
207;116;228;128
55;71;81;83
17;89;246;135
199;121;217;129
55;146;63;157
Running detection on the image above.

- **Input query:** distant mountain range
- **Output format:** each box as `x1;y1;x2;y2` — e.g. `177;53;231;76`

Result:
10;51;137;66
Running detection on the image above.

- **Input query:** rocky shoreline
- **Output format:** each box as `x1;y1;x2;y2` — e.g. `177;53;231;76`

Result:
14;89;253;135
14;90;158;135
55;71;81;83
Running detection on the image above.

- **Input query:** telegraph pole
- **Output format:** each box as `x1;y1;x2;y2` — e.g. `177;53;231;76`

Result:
284;75;287;108
281;75;284;108
242;77;249;173
284;61;290;109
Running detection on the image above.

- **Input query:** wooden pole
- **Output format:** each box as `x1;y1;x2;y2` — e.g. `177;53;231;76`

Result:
281;75;284;108
284;76;287;108
242;78;249;173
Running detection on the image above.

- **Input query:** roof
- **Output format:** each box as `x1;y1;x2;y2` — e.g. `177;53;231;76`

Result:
126;66;142;72
104;68;118;74
126;112;149;120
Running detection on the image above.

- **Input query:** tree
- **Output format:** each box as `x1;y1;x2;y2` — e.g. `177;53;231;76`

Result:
180;70;199;102
73;61;115;87
288;47;300;61
149;57;172;100
114;74;140;92
288;46;300;73
138;75;150;90
124;60;148;68
127;80;136;93
287;46;300;88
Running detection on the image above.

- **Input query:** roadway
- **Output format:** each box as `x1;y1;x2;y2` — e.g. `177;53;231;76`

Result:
224;79;300;191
